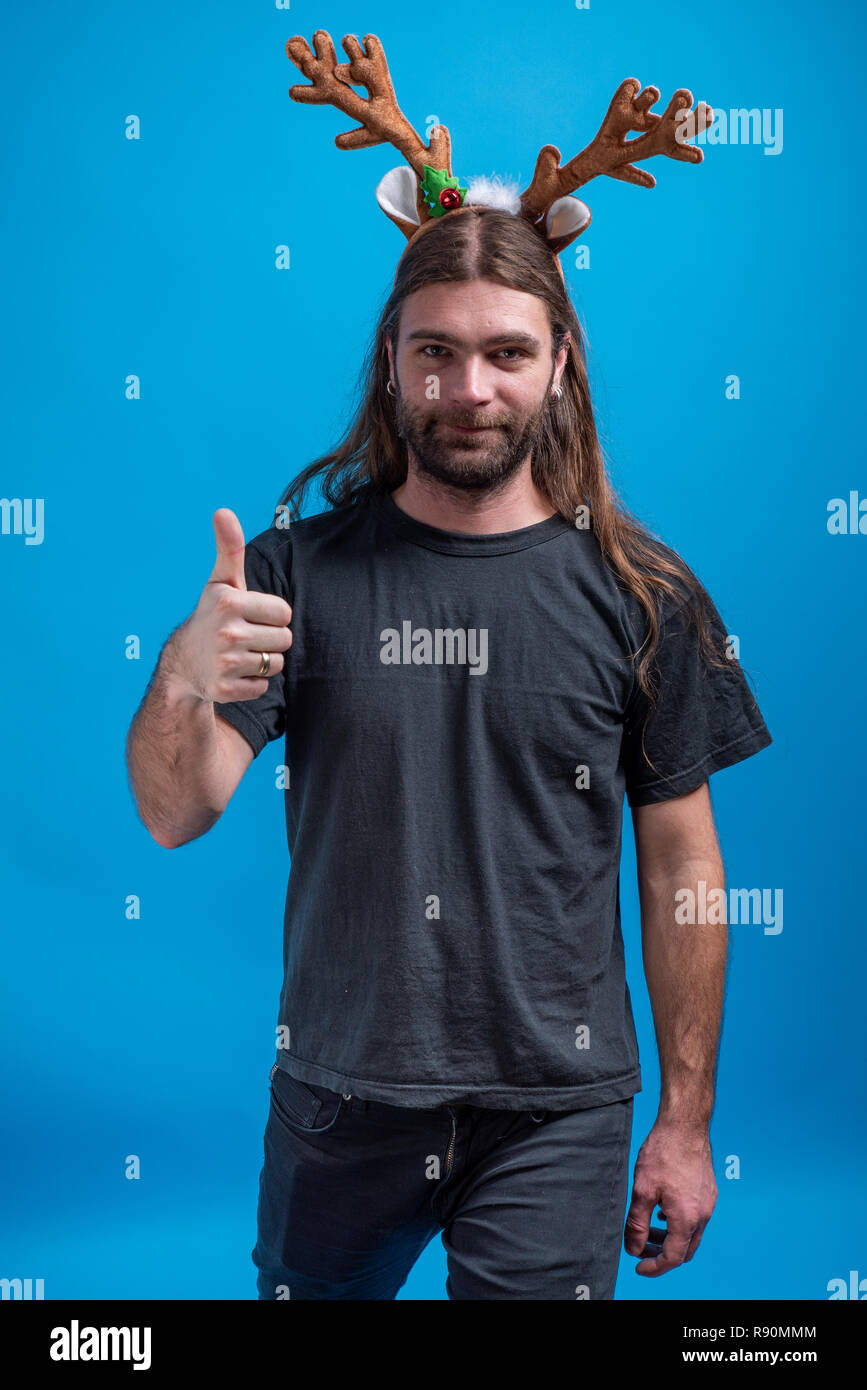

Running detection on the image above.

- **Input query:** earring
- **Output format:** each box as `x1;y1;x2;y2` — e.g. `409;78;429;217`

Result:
387;380;396;396
551;385;563;400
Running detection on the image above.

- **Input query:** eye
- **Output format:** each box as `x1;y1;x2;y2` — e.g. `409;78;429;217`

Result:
419;345;526;360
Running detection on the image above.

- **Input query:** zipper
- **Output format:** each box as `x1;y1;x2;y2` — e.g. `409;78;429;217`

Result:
444;1110;456;1179
431;1109;457;1213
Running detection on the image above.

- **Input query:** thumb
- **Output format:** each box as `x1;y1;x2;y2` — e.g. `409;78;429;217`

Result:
210;508;247;590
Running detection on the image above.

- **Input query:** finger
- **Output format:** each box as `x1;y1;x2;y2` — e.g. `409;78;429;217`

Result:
623;1189;657;1256
233;620;294;652
236;649;286;680
211;509;247;590
214;674;270;703
635;1224;668;1258
682;1222;706;1264
237;590;292;627
217;646;288;685
635;1218;696;1277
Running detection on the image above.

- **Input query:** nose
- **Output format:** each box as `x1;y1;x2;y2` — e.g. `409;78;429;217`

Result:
447;354;495;408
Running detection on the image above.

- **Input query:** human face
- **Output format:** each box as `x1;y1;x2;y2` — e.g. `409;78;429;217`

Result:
387;279;568;495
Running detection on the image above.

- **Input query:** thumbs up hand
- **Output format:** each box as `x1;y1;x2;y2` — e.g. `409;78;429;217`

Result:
164;508;293;704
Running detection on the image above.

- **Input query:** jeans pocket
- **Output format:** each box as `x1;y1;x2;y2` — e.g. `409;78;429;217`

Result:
269;1064;344;1134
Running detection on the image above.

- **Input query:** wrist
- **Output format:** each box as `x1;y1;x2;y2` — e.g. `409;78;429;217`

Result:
159;627;209;708
657;1096;714;1132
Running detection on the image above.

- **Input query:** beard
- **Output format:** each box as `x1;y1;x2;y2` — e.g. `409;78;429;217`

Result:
392;378;553;495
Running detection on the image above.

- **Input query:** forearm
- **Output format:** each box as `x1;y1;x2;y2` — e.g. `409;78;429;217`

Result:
637;853;727;1130
126;624;229;848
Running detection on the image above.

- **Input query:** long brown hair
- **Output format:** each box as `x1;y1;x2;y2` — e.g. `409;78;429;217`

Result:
276;205;737;771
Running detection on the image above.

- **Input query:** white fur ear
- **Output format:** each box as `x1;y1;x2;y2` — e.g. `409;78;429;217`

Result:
376;166;421;226
546;195;591;240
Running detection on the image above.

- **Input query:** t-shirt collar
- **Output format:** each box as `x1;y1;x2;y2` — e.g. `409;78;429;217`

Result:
372;491;573;557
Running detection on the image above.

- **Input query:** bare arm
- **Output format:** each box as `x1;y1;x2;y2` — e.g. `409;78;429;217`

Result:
623;781;723;1277
125;509;292;850
633;781;726;1127
125;630;255;849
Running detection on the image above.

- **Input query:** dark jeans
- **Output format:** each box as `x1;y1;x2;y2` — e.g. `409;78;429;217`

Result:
253;1063;634;1301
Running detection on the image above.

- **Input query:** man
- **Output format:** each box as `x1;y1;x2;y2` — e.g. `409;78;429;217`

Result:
126;205;772;1300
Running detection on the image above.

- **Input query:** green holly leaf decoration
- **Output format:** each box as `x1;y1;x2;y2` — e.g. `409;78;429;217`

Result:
420;164;468;218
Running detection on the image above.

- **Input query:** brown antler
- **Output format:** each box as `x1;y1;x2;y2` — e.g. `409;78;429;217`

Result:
286;31;452;182
520;78;713;224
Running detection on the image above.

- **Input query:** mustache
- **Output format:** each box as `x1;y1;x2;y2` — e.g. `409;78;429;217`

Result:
434;416;507;429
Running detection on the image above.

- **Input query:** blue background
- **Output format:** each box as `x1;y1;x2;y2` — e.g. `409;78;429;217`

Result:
1;0;864;1300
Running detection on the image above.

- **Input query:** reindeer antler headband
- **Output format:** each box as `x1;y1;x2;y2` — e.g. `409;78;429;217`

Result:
286;30;713;266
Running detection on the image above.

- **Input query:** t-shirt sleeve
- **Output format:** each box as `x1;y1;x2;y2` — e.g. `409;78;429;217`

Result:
621;588;772;808
212;538;290;759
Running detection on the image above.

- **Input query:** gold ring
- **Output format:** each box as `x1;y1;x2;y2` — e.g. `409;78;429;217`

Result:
256;651;270;677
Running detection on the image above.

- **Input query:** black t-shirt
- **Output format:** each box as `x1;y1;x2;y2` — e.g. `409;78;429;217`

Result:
214;492;772;1110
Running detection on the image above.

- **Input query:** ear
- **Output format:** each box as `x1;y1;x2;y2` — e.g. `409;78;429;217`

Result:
376;166;422;241
544;194;592;256
553;332;571;388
